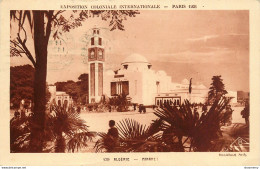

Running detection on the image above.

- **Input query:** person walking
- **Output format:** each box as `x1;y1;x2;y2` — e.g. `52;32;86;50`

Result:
241;102;249;125
133;104;136;111
143;106;146;114
139;104;143;114
108;105;112;112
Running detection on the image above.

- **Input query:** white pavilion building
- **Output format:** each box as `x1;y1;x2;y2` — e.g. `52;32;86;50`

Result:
103;53;231;106
104;53;172;105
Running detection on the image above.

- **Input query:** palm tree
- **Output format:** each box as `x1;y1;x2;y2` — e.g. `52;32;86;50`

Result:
10;104;95;153
154;98;230;152
47;104;96;152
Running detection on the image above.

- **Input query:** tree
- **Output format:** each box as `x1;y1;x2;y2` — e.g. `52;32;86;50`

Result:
109;93;129;112
55;81;68;91
54;78;87;104
208;75;227;103
55;80;80;101
10;64;51;109
10;65;34;108
78;73;89;104
10;10;140;152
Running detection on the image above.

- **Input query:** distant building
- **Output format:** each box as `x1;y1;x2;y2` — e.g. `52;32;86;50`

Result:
168;80;209;105
226;91;238;104
237;91;250;104
102;53;226;106
48;85;73;107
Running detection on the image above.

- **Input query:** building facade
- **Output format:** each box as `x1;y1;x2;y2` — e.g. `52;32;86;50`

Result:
48;85;73;107
102;54;237;106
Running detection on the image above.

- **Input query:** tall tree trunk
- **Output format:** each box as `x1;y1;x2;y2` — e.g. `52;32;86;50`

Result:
29;11;48;152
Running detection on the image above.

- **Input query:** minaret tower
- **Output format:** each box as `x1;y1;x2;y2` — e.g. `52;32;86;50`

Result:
88;28;105;103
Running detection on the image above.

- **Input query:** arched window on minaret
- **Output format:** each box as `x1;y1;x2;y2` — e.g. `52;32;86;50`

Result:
91;37;94;45
98;38;102;45
90;51;95;59
98;49;103;59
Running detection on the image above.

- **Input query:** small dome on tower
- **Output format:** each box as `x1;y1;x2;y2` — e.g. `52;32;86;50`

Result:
92;28;100;35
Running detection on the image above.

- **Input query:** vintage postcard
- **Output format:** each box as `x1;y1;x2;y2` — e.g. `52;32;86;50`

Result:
0;0;259;166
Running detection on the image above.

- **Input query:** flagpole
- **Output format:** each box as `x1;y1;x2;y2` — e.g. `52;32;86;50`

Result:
189;78;192;103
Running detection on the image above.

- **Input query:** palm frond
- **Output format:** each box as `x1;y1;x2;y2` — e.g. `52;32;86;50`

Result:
116;118;163;152
10;116;31;152
227;123;249;141
94;132;110;153
67;131;96;153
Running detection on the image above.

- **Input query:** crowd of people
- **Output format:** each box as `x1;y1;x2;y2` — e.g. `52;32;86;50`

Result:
12;98;250;131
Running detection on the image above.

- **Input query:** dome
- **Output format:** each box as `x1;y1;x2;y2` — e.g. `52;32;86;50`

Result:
181;79;189;85
122;53;149;64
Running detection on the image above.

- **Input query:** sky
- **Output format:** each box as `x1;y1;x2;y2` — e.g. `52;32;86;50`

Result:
10;10;249;92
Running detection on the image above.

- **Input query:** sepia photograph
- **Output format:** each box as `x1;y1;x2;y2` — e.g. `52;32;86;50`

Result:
8;10;251;154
